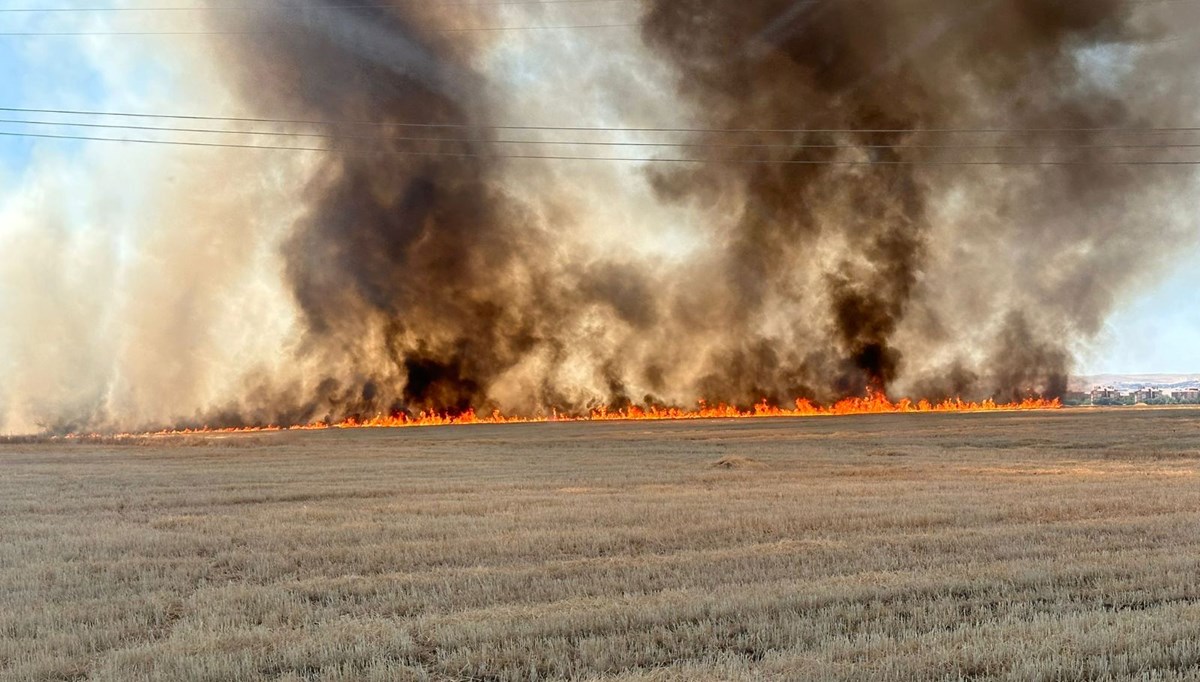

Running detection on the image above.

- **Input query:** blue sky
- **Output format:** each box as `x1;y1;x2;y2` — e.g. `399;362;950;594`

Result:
0;40;35;177
0;18;111;175
1087;260;1200;374
0;25;1197;377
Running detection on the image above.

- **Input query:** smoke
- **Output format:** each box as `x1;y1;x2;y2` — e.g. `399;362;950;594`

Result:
2;0;1198;433
0;138;307;434
195;0;677;424
637;0;1200;402
0;19;308;435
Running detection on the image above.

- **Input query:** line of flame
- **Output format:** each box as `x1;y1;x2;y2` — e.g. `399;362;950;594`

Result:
62;390;1061;439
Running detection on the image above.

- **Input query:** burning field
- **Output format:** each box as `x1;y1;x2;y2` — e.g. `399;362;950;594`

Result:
4;408;1200;680
66;391;1061;439
3;0;1199;435
2;0;1200;676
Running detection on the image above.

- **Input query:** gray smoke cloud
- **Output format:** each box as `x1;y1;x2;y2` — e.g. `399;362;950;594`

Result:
636;0;1200;404
2;0;1198;433
196;0;672;426
195;0;1200;424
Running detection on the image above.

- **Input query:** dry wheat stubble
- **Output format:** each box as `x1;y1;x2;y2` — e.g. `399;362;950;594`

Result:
2;409;1200;680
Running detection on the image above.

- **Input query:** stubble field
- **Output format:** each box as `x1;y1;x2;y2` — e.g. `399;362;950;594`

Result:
3;409;1200;681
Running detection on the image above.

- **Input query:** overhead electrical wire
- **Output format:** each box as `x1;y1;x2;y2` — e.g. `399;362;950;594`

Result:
0;0;1193;11
3;129;1200;165
0;22;640;34
8;23;1189;37
5;106;1200;135
5;116;1200;152
1;5;1197;162
0;0;636;11
1;0;1191;35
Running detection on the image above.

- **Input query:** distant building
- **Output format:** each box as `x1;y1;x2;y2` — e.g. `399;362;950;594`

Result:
1063;391;1090;405
1171;388;1200;402
1090;386;1122;402
1133;387;1163;403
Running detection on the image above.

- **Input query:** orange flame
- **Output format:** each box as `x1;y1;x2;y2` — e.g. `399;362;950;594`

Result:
63;389;1061;439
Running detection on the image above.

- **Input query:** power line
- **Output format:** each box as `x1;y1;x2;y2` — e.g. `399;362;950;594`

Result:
4;0;1191;34
7;116;1200;151
0;0;1191;10
0;0;635;10
0;22;639;34
3;128;1200;165
4;105;1200;135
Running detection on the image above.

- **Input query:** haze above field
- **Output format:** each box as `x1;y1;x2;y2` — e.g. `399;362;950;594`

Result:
1070;374;1200;391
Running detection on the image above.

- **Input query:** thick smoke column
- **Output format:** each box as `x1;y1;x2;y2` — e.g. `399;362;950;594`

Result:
193;0;1199;426
7;0;1191;433
209;3;520;419
637;0;1199;403
205;0;667;424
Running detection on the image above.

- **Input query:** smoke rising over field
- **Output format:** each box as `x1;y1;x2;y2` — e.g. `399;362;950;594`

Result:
638;0;1198;403
1;0;1198;432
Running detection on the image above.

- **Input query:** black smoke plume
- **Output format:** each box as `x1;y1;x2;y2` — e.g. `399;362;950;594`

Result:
192;0;1197;425
204;0;664;423
637;0;1197;403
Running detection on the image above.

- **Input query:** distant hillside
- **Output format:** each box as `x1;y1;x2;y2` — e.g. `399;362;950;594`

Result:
1070;374;1200;391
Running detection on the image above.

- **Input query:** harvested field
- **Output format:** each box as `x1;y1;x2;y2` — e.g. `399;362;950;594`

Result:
3;409;1200;681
